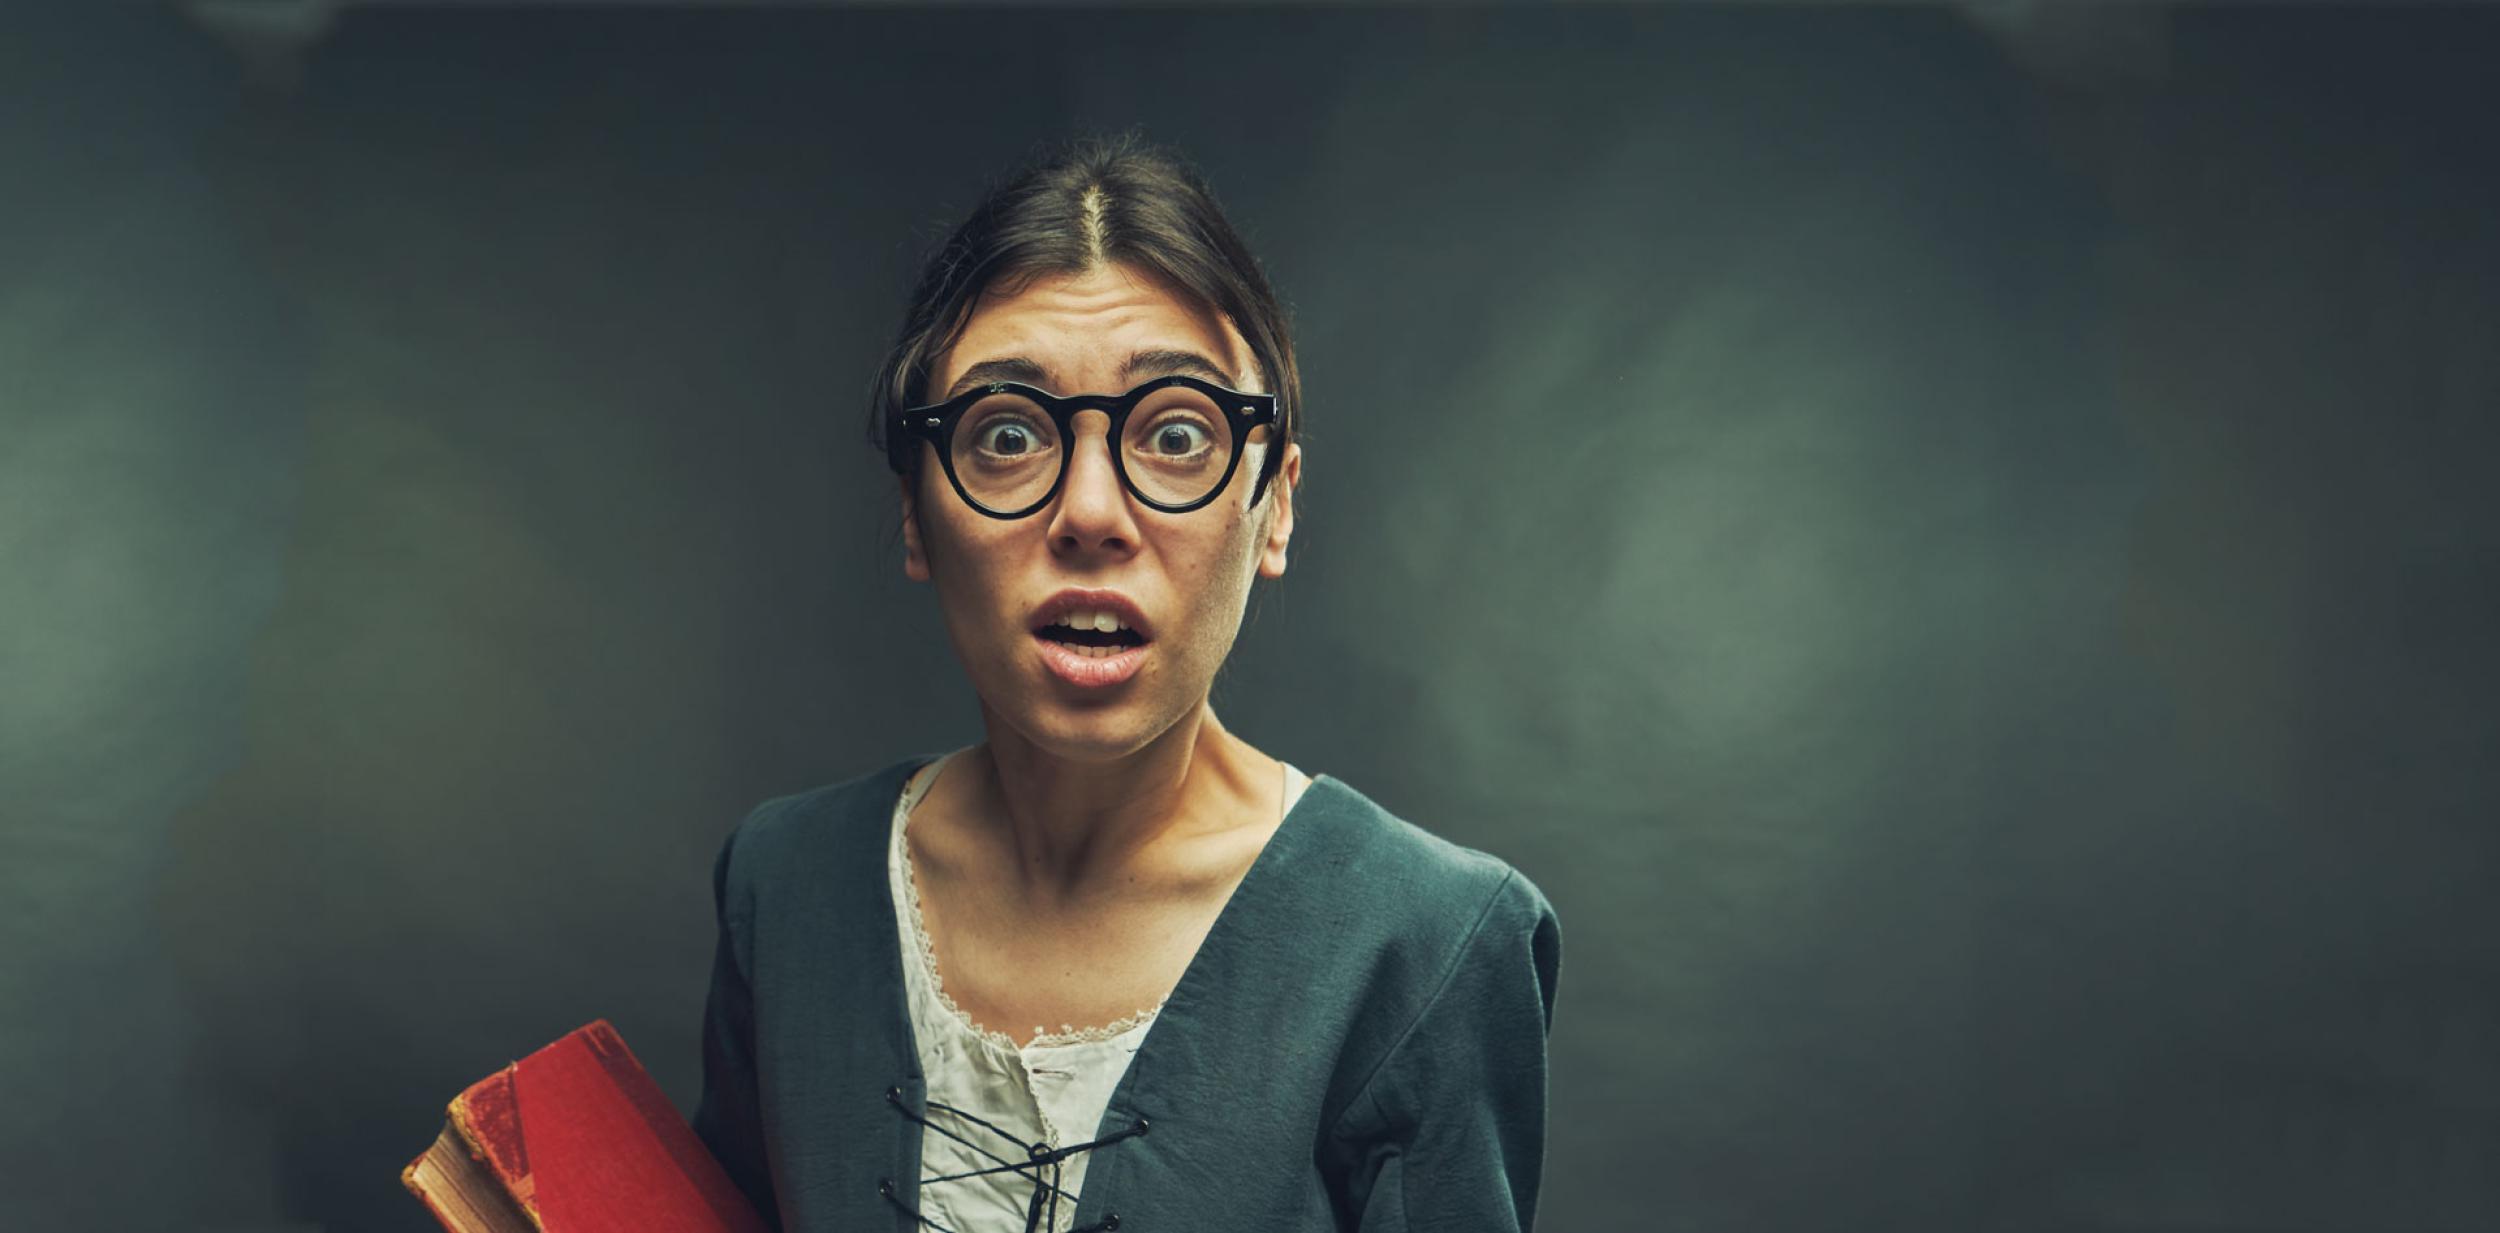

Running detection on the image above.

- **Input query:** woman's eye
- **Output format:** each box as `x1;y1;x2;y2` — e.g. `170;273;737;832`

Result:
1146;421;1210;457
980;422;1039;456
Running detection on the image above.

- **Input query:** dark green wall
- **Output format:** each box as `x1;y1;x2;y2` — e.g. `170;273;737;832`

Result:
3;5;2495;1231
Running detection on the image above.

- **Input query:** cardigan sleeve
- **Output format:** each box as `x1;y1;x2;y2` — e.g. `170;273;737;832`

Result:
1327;868;1564;1232
691;826;784;1230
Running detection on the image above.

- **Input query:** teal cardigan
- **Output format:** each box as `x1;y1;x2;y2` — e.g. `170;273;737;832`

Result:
692;751;1561;1232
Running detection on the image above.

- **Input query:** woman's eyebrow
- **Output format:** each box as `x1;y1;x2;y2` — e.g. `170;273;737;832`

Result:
941;348;1237;401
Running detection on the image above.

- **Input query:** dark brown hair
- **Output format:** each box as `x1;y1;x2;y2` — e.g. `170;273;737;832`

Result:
865;130;1302;518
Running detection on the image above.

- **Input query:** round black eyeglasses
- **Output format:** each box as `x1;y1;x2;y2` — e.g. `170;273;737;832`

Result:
888;374;1281;520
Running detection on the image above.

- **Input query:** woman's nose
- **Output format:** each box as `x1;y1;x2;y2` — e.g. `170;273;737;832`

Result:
1050;413;1136;537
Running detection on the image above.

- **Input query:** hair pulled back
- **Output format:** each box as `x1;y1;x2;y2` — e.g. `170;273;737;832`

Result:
866;131;1302;510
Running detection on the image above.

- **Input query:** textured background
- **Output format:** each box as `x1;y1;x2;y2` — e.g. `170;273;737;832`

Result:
4;4;2497;1231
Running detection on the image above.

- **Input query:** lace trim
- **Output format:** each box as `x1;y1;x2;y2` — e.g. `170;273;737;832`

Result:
895;757;1164;1055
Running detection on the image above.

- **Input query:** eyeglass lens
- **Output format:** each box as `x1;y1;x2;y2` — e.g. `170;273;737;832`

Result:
951;386;1237;513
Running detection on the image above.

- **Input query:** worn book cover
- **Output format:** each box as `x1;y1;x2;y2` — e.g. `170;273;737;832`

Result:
402;1018;770;1233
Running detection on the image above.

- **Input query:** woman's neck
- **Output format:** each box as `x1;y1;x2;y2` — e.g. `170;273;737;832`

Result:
962;701;1270;907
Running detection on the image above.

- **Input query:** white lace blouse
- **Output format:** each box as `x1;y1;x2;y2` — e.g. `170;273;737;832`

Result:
885;746;1313;1233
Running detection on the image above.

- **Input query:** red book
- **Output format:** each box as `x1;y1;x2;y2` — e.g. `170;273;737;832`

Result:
402;1019;771;1233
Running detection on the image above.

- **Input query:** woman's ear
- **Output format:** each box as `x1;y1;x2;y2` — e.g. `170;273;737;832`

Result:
1255;441;1300;580
900;474;932;582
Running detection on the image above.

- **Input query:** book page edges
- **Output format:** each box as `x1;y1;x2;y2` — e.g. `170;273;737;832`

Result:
405;1122;538;1233
450;1063;543;1228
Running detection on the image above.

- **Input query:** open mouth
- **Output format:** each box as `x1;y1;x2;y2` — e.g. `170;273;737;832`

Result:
1033;623;1150;656
1031;620;1151;687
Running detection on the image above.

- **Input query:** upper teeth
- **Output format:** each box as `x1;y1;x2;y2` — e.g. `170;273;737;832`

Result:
1057;609;1127;633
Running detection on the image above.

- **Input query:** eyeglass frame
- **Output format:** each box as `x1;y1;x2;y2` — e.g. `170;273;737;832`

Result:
888;373;1282;520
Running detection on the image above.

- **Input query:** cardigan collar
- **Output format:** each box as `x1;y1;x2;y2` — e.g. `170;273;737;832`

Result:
817;750;1362;1233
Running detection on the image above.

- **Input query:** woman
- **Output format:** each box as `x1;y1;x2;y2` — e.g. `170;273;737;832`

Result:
693;132;1561;1233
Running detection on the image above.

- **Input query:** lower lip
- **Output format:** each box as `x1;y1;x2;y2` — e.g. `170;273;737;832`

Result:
1034;632;1150;688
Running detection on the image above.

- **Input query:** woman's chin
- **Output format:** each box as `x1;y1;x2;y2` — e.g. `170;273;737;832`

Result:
985;697;1179;766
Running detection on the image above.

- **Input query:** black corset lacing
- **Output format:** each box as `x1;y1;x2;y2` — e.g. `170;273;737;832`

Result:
880;1084;1149;1233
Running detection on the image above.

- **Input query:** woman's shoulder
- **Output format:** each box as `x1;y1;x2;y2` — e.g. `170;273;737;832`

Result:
1298;773;1550;896
730;751;926;836
1284;773;1560;957
1262;774;1562;1087
710;751;940;907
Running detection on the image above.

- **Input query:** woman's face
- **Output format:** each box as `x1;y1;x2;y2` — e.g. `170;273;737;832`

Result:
901;261;1301;764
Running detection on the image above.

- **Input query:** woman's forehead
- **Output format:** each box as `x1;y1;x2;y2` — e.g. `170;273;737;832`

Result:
936;264;1255;394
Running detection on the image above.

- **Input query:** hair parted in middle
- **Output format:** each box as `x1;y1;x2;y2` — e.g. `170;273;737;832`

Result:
866;129;1303;510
